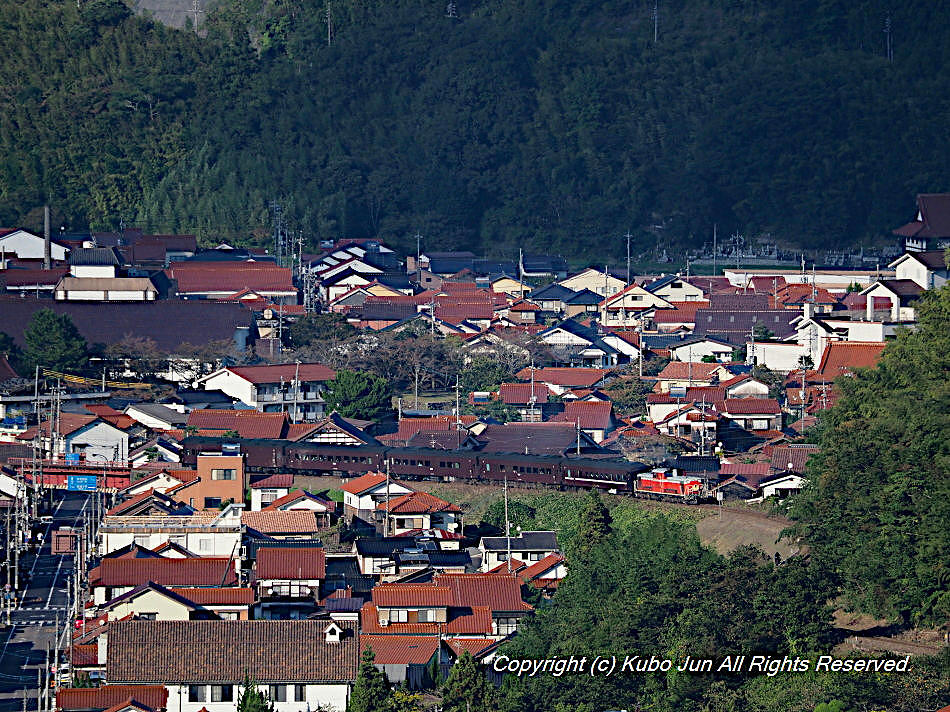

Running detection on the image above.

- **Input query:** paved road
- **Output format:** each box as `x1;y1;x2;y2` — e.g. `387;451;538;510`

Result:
0;492;92;711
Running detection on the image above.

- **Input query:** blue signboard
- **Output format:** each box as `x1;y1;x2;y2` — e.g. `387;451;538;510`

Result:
67;475;98;492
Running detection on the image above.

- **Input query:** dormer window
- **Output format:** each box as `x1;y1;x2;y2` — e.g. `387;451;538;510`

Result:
324;622;343;643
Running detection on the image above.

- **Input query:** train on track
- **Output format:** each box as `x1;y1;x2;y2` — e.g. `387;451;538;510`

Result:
180;437;715;503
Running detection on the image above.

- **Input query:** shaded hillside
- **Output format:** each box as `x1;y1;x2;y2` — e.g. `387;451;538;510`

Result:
2;0;949;258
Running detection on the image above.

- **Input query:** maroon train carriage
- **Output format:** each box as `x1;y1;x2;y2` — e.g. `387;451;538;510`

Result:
476;453;564;487
386;448;479;481
562;458;638;493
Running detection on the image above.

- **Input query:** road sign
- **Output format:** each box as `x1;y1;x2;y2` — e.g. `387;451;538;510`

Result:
67;474;98;492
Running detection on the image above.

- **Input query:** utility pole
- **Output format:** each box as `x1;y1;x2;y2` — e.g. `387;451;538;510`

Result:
191;0;202;35
884;13;893;63
653;0;658;44
625;231;632;285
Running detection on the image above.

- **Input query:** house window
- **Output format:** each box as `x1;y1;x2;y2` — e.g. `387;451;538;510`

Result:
495;617;519;636
188;686;206;702
219;611;239;620
527;552;543;561
198;538;211;552
267;685;287;702
390;609;408;623
293;685;306;702
260;489;279;505
211;685;233;702
133;535;149;547
212;469;236;480
138;612;157;620
418;608;436;623
204;497;222;509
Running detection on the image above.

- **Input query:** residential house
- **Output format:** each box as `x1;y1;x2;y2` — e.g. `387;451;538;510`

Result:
242;510;325;540
860;279;923;322
520;253;568;279
124;404;188;431
185;410;287;439
341;472;415;525
888;250;949;289
478;531;559;571
550;401;617;443
376;491;462;536
165;262;297;301
0;229;69;260
891;193;950;252
558;268;626;297
495;382;555;422
655;403;719;444
489;274;532;296
650;300;710;332
88;556;239;605
98;505;243;558
667;336;734;363
253;546;326;619
653;361;734;394
166;454;246;511
513;367;610;394
248;473;293;511
195;364;335;422
56;685;169;712
261;490;335;528
527;283;577;316
717;399;782;433
106;620;358;712
642;274;707;302
599;284;673;327
815;341;885;380
17;413;129;462
539;320;620;367
354;537;470;579
95;581;253;622
120;468;198;497
55;276;158;302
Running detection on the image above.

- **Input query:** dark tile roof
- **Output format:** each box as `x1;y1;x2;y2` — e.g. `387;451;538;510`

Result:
529;283;576;301
90;557;238;587
892;194;950;238
769;444;819;473
69;247;121;267
0;298;252;351
562;288;603;305
106;620;358;683
227;363;334;384
694;309;798;343
480;530;558;551
476;422;599;455
707;293;771;310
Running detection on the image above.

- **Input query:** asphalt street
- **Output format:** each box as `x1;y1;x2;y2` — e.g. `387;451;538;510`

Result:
0;492;92;711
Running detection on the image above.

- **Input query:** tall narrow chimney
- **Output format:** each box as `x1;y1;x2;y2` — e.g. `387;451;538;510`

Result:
43;205;51;270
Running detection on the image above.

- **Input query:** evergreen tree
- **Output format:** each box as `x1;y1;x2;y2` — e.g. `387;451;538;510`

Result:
22;309;88;374
237;674;275;712
324;370;393;422
348;648;390;712
440;651;496;712
0;332;23;375
569;490;612;560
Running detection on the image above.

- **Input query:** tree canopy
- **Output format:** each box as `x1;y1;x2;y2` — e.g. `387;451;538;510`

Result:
788;284;950;626
22;308;88;374
325;369;393;422
2;1;949;259
347;648;390;712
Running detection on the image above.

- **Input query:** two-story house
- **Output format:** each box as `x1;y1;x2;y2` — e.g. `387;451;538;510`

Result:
195;364;335;422
253;546;326;620
478;531;560;571
375;491;462;536
341;472;415;525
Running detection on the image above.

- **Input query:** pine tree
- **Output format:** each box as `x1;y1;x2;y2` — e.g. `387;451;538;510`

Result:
570;490;612;560
237;674;275;712
22;308;88;374
439;651;496;712
348;648;390;712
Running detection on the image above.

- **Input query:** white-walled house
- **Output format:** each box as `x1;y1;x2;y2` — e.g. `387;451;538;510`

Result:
98;504;244;558
478;531;560;572
106;620;358;712
341;472;414;524
195;364;334;422
888;250;949;289
17;413;129;462
0;229;69;260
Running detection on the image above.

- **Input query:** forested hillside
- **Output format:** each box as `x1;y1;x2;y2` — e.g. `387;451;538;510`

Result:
2;0;949;258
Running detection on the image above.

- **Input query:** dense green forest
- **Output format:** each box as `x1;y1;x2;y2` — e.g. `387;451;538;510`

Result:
1;0;949;258
788;283;950;628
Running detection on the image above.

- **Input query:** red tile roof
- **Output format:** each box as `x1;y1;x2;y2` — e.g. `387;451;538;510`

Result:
17;413;97;440
226;363;335;383
435;573;533;612
652;301;710;323
70;643;99;666
56;685;169;712
376;491;461;515
816;341;886;378
256;547;326;580
341;472;405;496
518;553;566;584
242;510;322;534
514;367;609;388
445;638;500;659
717;398;781;415
249;473;294;489
90;558;237;587
360;603;493;635
718;462;771;477
186;409;286;439
388;416;478;443
373;584;454;608
551;401;614;430
167;587;255;606
360;635;439;665
655;362;726;382
166;263;295;294
497;382;552;405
